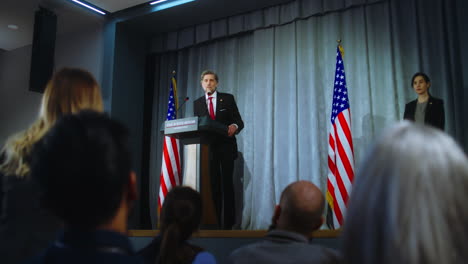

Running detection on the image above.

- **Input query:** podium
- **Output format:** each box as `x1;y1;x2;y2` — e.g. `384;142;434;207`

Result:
163;116;228;227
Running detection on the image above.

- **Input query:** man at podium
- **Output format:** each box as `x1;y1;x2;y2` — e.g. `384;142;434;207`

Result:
193;70;244;229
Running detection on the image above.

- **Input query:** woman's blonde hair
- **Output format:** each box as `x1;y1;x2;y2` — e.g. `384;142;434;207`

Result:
0;68;103;177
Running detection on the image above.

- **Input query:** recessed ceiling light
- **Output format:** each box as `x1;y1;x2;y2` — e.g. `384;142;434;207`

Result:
69;0;107;15
149;0;196;9
7;24;19;30
150;0;168;4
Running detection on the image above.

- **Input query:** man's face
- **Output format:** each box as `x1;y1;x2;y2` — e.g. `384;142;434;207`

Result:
201;74;218;94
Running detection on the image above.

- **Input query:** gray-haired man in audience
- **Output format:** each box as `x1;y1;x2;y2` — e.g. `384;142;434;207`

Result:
228;180;340;264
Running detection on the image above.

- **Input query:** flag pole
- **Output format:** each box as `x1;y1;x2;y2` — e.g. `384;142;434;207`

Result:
326;39;354;229
171;70;179;117
158;71;182;227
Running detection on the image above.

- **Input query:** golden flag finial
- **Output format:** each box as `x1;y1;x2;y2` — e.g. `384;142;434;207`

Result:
337;39;344;58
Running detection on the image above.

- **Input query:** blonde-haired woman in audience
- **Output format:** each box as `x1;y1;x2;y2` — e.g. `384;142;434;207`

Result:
341;121;468;264
0;68;104;264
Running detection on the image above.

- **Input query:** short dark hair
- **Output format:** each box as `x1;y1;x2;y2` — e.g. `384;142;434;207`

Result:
200;70;218;82
411;72;431;87
31;110;132;229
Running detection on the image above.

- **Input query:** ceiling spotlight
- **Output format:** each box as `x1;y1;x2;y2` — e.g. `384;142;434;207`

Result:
7;24;19;30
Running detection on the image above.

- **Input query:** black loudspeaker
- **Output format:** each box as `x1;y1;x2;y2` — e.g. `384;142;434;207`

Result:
29;7;57;93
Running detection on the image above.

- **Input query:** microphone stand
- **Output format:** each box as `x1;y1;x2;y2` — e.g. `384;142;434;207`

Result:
176;97;189;118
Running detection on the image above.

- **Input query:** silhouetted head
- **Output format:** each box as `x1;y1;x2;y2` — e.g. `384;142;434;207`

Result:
272;180;324;236
40;67;103;125
160;186;202;240
0;67;103;178
31;110;133;230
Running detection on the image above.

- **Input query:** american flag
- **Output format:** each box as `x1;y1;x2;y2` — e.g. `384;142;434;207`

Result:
326;45;355;229
158;76;182;209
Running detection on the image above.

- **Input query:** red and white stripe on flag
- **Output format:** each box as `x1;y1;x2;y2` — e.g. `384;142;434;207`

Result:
326;45;355;229
158;76;182;209
158;135;181;208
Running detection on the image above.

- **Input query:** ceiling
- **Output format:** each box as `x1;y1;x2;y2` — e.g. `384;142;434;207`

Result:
0;0;106;51
0;0;293;51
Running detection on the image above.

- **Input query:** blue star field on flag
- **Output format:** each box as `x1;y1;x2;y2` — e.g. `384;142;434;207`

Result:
330;47;350;124
166;81;176;121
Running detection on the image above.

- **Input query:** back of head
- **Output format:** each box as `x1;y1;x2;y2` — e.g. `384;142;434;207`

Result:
41;67;103;125
159;186;202;264
342;121;468;264
277;180;324;235
0;67;103;178
31;110;131;229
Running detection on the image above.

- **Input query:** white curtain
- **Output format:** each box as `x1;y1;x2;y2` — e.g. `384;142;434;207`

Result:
149;0;468;229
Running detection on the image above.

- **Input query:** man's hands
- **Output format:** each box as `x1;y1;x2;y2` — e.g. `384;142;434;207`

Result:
228;124;238;137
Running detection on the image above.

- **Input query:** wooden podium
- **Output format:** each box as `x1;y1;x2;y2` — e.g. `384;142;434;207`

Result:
163;116;228;227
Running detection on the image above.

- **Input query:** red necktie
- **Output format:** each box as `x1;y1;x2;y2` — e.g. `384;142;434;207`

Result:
208;96;215;120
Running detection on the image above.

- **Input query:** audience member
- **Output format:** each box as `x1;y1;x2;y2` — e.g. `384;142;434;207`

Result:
27;110;142;263
0;68;104;263
228;180;340;264
138;186;216;264
342;121;468;264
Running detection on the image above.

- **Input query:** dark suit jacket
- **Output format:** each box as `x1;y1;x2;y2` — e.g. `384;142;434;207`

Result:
228;230;341;264
193;92;244;158
27;229;144;264
0;173;61;264
403;95;445;130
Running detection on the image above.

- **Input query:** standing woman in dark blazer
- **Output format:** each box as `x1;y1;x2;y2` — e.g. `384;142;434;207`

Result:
403;72;445;130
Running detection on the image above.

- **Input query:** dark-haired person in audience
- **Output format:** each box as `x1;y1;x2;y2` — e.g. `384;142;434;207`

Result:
0;68;104;264
27;110;142;263
228;181;340;264
341;121;468;264
403;72;445;130
139;186;216;264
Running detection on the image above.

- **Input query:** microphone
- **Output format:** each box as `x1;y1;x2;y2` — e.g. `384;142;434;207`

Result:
176;97;189;113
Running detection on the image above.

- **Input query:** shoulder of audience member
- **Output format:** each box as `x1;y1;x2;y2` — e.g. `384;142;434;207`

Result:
192;251;216;264
320;247;342;264
137;235;161;262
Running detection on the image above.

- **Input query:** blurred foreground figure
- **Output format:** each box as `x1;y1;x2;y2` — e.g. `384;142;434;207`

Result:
28;110;142;264
0;68;104;264
342;121;468;264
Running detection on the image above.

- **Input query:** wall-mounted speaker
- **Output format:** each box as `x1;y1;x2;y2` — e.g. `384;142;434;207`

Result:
29;7;57;93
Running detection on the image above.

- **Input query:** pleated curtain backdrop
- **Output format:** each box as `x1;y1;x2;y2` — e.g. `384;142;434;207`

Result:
148;0;468;229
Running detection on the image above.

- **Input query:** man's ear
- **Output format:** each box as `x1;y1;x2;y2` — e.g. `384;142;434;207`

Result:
272;205;281;225
312;216;324;231
127;171;138;202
